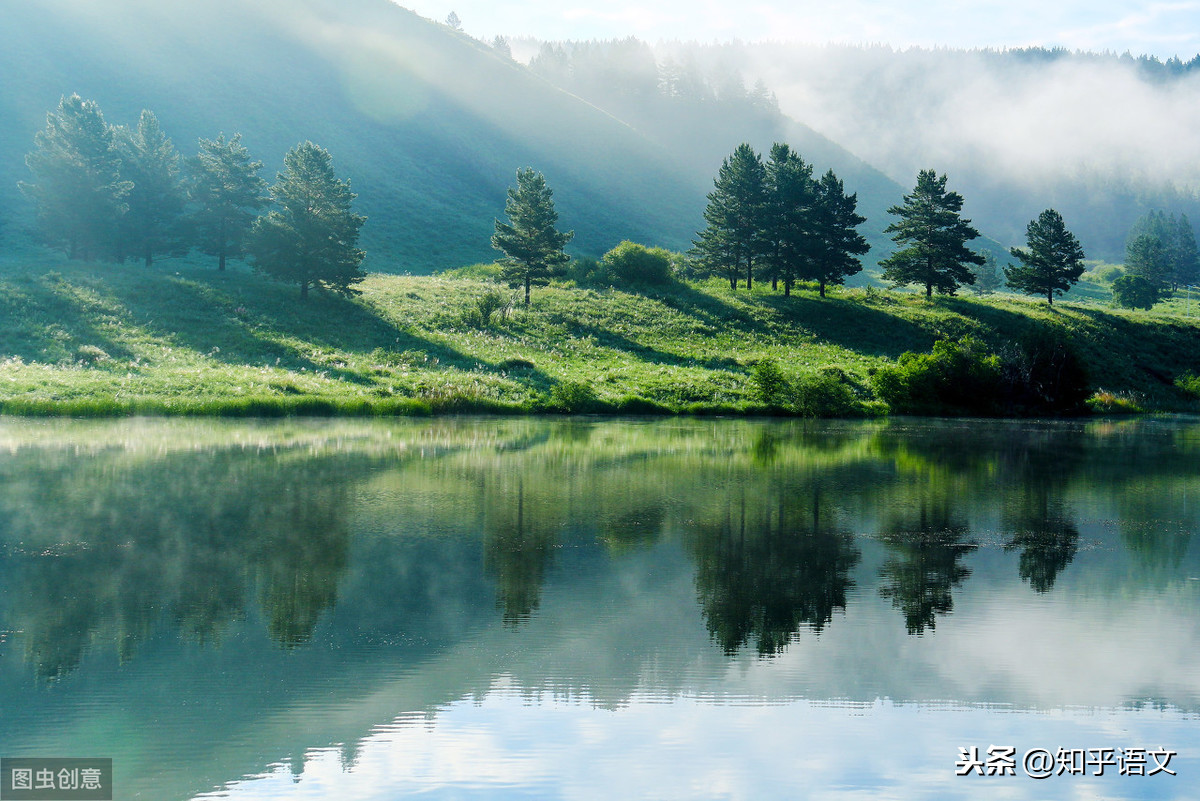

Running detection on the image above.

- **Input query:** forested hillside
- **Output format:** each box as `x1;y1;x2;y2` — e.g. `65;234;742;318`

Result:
0;0;711;269
660;42;1200;260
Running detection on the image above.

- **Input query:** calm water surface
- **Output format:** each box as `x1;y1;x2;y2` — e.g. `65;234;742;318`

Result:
0;416;1198;800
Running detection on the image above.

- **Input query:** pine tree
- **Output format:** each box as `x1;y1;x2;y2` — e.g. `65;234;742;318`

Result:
969;253;1004;296
1170;214;1199;288
248;142;366;300
114;110;186;266
20;94;131;260
692;143;766;290
190;133;269;271
491;168;573;306
809;169;869;297
1005;209;1086;305
1124;232;1173;301
880;169;983;297
761;143;815;297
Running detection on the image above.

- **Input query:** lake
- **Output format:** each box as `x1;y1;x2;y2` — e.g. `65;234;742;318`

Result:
0;416;1197;800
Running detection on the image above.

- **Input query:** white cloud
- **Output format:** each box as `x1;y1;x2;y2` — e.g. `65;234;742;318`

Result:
397;1;1200;57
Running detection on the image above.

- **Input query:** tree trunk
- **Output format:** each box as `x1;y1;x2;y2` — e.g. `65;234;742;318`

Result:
729;271;737;290
772;277;778;291
524;276;531;306
300;280;309;300
820;280;826;298
1048;289;1053;305
784;278;791;297
926;282;933;299
746;257;753;291
218;250;227;272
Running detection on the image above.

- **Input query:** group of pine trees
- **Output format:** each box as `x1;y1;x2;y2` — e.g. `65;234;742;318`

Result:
1113;210;1200;309
691;143;869;297
22;95;1196;312
20;95;365;298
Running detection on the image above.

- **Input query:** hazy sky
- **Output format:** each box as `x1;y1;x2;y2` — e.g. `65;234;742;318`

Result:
400;0;1200;58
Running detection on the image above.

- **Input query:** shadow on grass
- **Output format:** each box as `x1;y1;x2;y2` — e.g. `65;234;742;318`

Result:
566;319;746;373
0;271;136;364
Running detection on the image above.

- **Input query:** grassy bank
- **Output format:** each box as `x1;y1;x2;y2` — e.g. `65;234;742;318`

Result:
1;254;1198;417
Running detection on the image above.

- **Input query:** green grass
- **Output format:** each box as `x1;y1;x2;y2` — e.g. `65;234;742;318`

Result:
2;253;1199;417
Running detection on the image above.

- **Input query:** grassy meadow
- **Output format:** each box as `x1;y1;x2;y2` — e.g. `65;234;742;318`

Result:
1;253;1199;417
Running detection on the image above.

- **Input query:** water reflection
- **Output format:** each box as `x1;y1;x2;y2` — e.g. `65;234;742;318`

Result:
877;500;976;634
483;483;558;625
1;417;1199;800
691;491;858;655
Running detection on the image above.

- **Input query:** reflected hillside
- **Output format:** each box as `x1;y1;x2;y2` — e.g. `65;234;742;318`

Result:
2;416;1200;799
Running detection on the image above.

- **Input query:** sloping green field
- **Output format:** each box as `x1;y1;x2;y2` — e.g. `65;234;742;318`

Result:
1;255;1198;416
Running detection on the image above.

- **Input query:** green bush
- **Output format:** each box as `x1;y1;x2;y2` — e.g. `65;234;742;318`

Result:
792;373;859;417
602;241;676;286
1090;264;1125;283
752;359;790;407
752;358;861;417
1176;371;1200;398
461;288;511;328
563;256;609;286
1000;325;1091;415
873;329;1090;416
872;336;1003;415
1111;274;1163;310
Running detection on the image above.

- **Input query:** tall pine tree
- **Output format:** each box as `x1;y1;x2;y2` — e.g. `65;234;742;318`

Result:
248;142;366;300
880;169;983;297
1005;209;1086;305
190;133;269;271
20;95;131;260
761;143;815;297
692;143;766;290
809;169;869;298
491;168;573;306
114;110;186;266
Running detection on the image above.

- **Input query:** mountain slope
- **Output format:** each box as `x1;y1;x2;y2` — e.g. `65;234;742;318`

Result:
0;0;707;269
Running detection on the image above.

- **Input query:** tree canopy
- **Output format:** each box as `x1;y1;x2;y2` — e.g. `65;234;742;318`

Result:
810;169;869;297
114;110;187;266
1125;210;1198;291
20;94;131;260
692;143;766;290
248;142;366;299
880;169;984;297
491;168;574;306
1005;208;1086;304
190;133;269;271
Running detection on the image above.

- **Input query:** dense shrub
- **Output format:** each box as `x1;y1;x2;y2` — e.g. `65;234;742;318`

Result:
752;358;860;417
872;328;1090;416
1176;371;1200;398
460;288;511;328
999;325;1091;414
1111;274;1162;310
564;256;608;286
792;373;859;417
871;336;1003;415
602;241;676;286
752;359;790;407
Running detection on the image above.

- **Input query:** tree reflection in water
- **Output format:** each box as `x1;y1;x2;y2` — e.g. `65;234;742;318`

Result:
691;490;860;656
